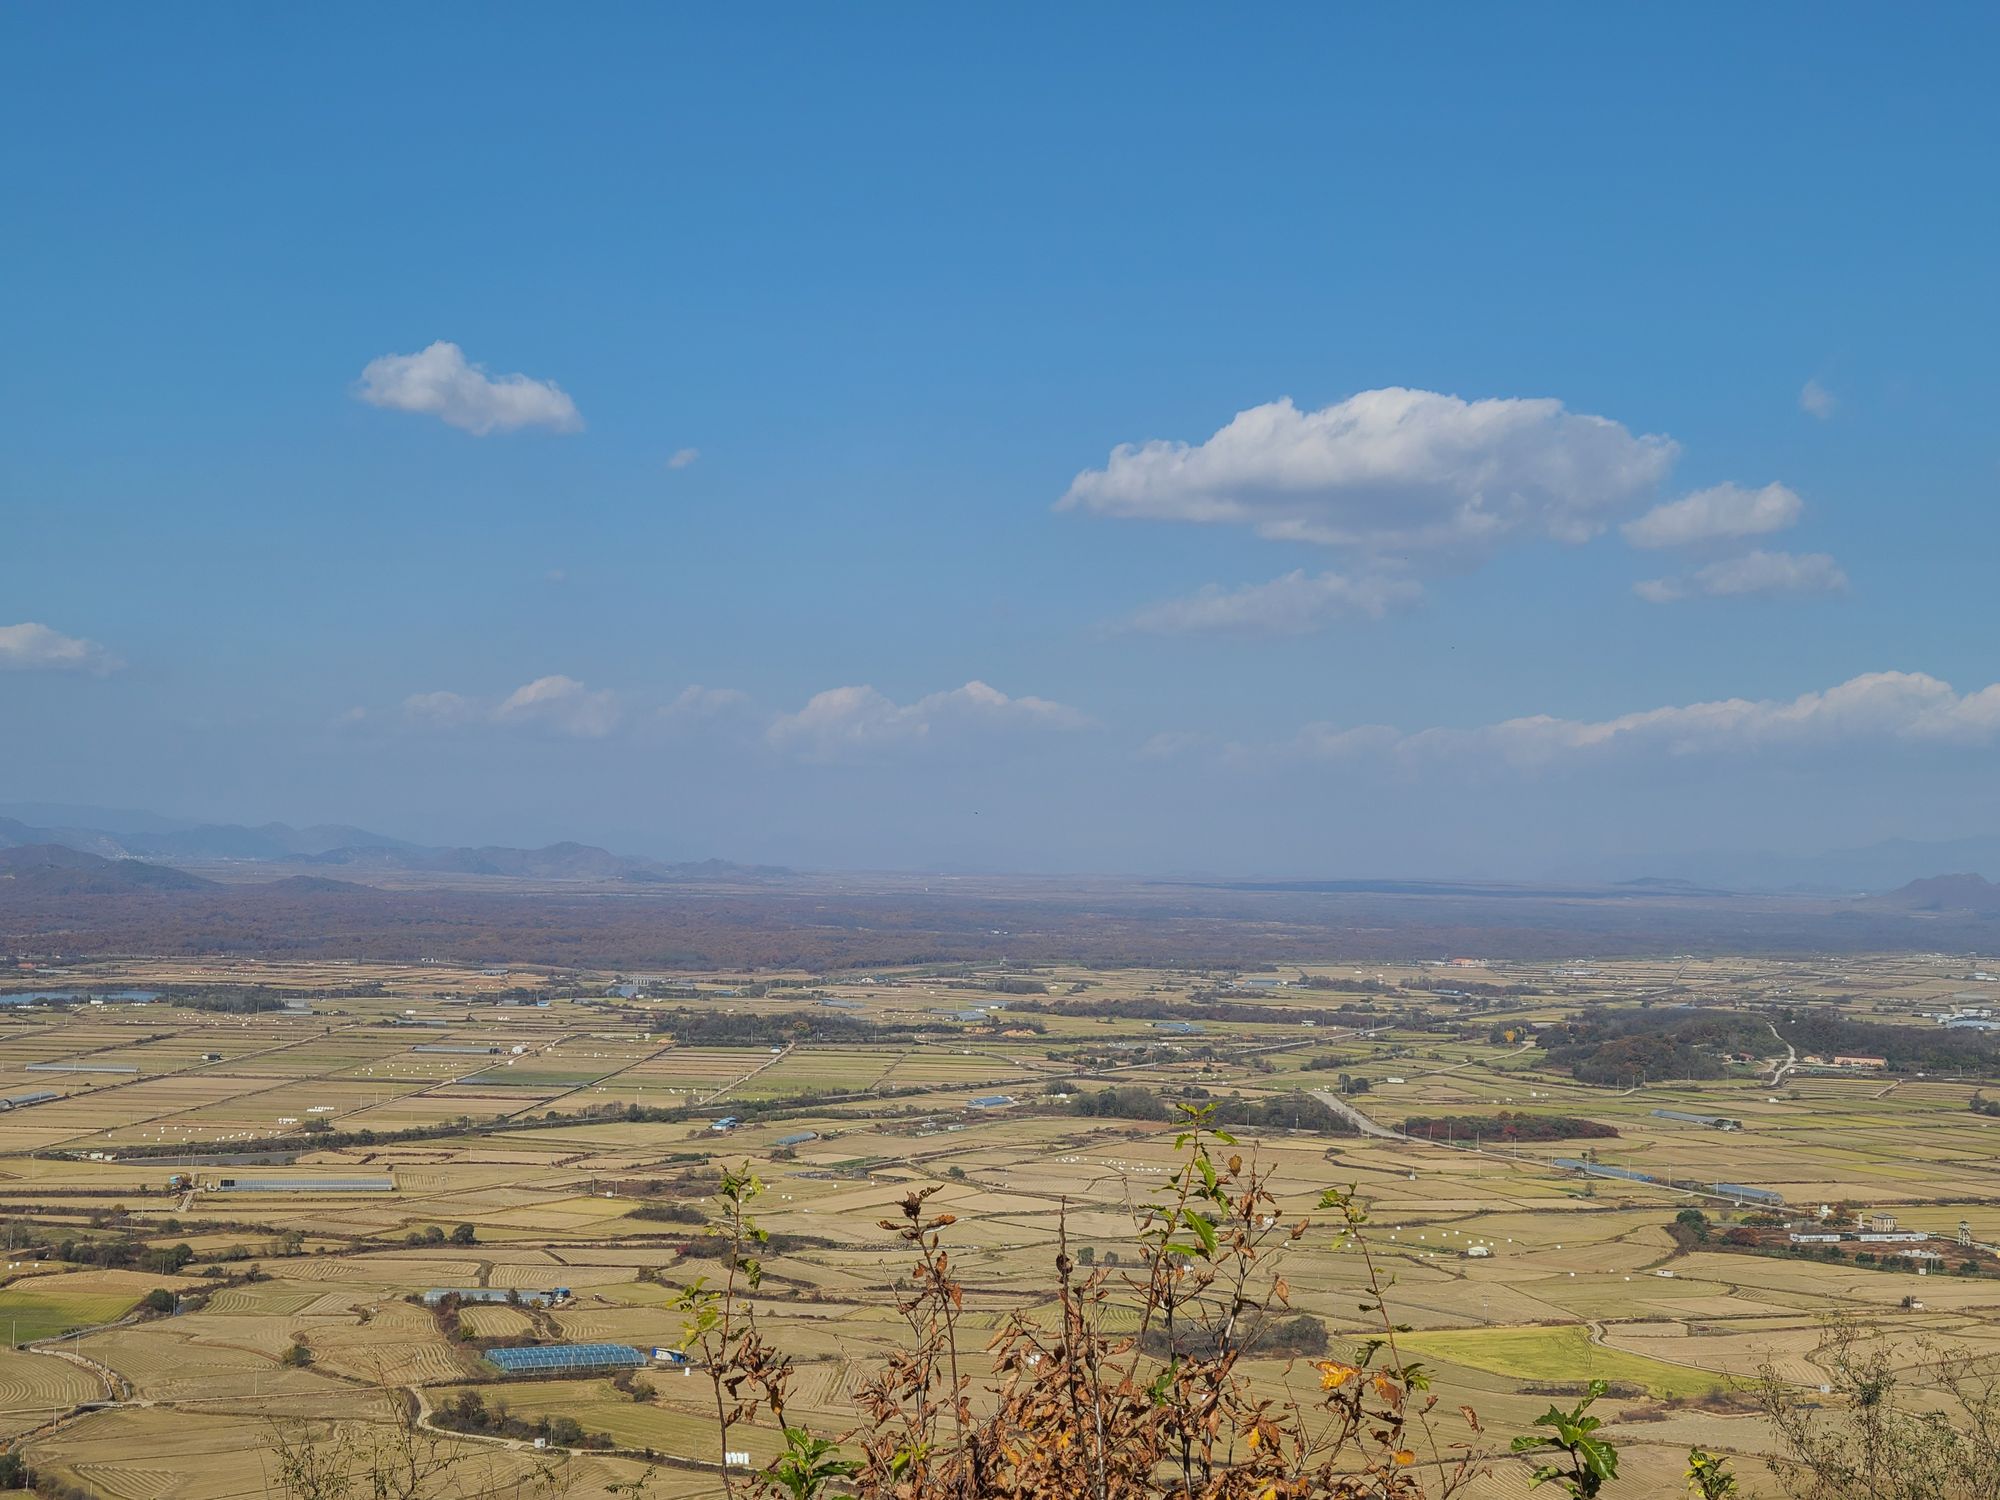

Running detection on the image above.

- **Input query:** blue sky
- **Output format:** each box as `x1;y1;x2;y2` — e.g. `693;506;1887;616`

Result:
4;6;1997;875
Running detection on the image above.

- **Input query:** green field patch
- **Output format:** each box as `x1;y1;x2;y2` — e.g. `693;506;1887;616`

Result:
0;1285;145;1344
1398;1323;1728;1399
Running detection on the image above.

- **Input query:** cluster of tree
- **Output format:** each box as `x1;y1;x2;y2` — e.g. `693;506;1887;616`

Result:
401;1224;477;1248
1970;1092;2000;1117
1399;1112;1618;1143
625;1201;706;1225
648;1008;1042;1045
29;1236;196;1275
1059;1085;1356;1134
431;1390;611;1450
1296;975;1393;994
1299;1058;1372;1091
1778;1011;2000;1075
1012;994;1391;1029
1540;1006;1773;1086
163;987;289;1013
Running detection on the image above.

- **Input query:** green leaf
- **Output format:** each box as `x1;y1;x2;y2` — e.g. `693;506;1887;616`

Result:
1185;1211;1218;1256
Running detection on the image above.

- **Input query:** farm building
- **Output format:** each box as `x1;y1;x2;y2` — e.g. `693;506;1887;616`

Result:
208;1176;394;1192
0;1090;59;1110
775;1131;819;1147
485;1343;647;1374
967;1094;1017;1110
1832;1055;1886;1069
411;1044;504;1055
1554;1159;1654;1185
26;1062;136;1074
1714;1183;1785;1206
1650;1109;1743;1130
1554;1159;1784;1207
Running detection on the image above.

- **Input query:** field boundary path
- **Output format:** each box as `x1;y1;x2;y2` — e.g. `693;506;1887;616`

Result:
20;1314;136;1415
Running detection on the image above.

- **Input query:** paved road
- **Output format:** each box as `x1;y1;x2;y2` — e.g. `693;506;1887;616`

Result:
1766;1021;1798;1085
1307;1089;1411;1142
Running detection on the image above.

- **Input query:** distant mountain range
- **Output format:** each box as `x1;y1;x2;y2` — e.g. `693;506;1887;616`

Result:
1589;834;2000;895
0;805;784;885
0;843;217;893
1864;872;2000;917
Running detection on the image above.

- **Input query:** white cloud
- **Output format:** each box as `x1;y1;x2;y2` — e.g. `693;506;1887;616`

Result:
1127;569;1423;635
1636;549;1847;604
1623;482;1804;549
1261;670;2000;769
403;677;620;737
666;447;701;469
768;680;1091;762
1631;577;1687;605
1799;379;1837;420
356;341;582;436
0;623;120;674
494;675;622;738
1058;388;1679;554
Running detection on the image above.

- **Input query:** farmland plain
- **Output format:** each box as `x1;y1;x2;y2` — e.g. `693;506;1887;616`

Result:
0;951;1992;1497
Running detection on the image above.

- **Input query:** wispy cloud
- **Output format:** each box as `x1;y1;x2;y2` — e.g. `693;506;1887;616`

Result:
356;341;582;435
0;622;121;674
1636;549;1847;603
1059;388;1679;555
1126;569;1423;635
1623;482;1804;549
1799;379;1837;420
768;680;1090;762
1253;669;1997;769
666;447;701;470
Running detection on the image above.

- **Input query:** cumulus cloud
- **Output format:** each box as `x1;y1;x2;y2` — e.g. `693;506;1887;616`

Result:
402;677;620;737
1058;388;1679;554
1636;549;1848;603
356;341;582;435
1799;379;1837;420
0;622;120;674
768;680;1091;762
1127;569;1423;635
494;675;622;737
1623;482;1804;549
666;447;701;469
1260;670;2000;769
